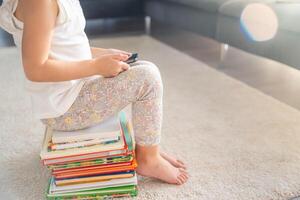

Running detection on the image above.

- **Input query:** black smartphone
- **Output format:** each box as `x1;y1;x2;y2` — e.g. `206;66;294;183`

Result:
126;53;138;64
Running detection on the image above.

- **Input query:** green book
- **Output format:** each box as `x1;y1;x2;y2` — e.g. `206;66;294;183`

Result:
47;184;137;200
119;111;134;151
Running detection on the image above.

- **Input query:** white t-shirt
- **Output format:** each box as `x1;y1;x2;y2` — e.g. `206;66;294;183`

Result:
0;0;97;119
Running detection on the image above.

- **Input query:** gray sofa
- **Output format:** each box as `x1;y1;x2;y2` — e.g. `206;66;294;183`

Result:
79;0;144;19
145;0;300;70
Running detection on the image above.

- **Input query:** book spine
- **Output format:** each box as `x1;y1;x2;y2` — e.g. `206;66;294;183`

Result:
52;157;132;172
43;149;127;165
52;131;120;144
47;192;136;200
50;138;119;151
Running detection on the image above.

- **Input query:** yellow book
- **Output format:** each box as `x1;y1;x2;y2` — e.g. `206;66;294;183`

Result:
55;173;134;186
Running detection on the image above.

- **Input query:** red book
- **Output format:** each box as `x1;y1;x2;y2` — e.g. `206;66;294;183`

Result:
54;160;137;179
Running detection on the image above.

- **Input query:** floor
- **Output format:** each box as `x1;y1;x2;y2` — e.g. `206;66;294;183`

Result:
1;18;300;111
2;35;300;200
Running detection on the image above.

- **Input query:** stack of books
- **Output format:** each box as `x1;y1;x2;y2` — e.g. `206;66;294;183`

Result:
40;111;138;200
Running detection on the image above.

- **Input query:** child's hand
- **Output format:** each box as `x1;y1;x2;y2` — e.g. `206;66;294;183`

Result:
94;53;130;78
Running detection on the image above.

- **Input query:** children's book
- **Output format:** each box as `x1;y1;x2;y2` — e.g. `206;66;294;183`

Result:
53;159;137;179
46;185;137;200
43;150;130;166
41;112;134;165
50;136;120;151
52;159;133;174
42;111;138;200
119;111;134;151
49;175;138;194
40;129;125;160
51;114;121;144
55;171;135;186
50;155;133;171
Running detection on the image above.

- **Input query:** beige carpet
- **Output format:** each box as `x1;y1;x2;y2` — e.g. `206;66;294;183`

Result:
1;35;300;200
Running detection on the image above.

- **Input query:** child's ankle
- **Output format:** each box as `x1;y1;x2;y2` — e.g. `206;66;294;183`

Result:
135;144;160;162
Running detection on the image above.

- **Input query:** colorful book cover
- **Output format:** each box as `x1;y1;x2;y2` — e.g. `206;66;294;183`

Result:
55;171;136;186
43;111;138;199
53;159;137;179
50;155;133;171
49;175;137;194
43;112;134;165
50;136;120;151
119;111;134;151
47;184;137;200
43;149;130;166
52;159;134;175
41;112;133;162
40;128;125;160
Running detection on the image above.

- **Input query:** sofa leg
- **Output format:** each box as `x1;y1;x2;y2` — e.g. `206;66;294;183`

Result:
145;16;152;35
220;43;229;62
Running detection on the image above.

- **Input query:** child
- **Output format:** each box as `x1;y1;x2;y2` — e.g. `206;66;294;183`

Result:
0;0;188;184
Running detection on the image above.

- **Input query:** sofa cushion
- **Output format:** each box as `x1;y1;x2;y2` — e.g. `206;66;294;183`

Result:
159;0;233;13
219;0;275;17
268;3;300;33
218;0;300;36
216;0;300;69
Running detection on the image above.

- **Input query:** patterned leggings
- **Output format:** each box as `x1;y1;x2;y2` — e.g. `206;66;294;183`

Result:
40;60;163;146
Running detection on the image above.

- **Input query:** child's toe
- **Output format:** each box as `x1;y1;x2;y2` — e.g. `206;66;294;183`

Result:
176;175;184;185
179;174;188;184
177;159;185;165
181;173;189;180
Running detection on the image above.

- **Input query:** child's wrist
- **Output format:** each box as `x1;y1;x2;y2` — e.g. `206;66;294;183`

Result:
90;58;105;76
89;58;99;75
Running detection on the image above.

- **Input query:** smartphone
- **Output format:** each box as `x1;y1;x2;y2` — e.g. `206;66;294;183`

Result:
126;53;138;64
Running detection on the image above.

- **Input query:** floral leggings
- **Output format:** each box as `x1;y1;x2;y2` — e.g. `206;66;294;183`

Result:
41;60;163;146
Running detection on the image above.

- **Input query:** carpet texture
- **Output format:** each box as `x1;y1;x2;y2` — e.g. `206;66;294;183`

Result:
1;36;300;200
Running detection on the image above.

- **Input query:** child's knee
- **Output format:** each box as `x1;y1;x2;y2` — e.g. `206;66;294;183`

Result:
131;61;163;98
134;61;162;81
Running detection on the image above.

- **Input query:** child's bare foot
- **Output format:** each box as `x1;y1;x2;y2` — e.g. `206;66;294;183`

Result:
160;151;186;169
137;154;188;185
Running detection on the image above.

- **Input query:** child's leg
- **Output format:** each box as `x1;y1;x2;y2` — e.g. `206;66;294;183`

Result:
42;61;163;138
41;60;188;184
